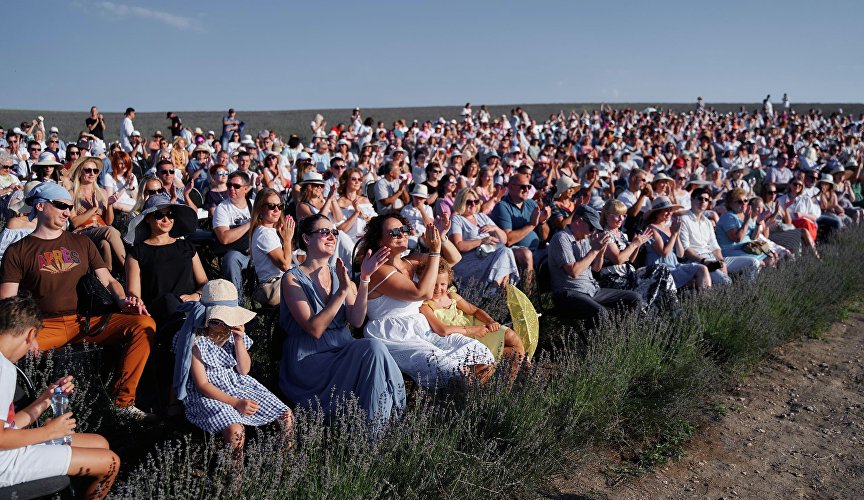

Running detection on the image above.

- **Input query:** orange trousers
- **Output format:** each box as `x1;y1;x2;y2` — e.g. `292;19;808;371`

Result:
37;313;156;407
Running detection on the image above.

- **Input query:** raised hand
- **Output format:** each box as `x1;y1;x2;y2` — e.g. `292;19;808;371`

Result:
335;258;351;293
360;247;391;281
434;213;451;234
425;223;442;253
670;215;682;233
279;215;295;242
589;231;609;251
633;229;653;246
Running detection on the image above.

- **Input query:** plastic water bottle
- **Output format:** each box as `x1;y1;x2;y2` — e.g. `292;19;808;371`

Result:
50;387;72;445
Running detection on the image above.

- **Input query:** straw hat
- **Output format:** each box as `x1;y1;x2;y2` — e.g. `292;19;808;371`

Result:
817;174;836;189
298;171;325;185
829;165;854;181
651;172;675;186
34;152;62;168
123;193;198;245
647;196;683;217
201;279;256;327
410;184;430;198
554;176;579;198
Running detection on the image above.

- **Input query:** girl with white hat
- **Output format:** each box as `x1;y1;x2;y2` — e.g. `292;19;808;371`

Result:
172;279;292;450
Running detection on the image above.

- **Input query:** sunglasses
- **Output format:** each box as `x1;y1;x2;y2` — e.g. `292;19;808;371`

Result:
68;150;80;156
215;170;228;176
264;203;284;211
465;199;481;207
349;177;363;182
734;199;747;204
151;210;175;221
790;182;803;187
511;184;532;191
29;148;41;153
82;168;100;175
227;182;246;190
50;200;74;211
158;169;174;175
145;188;164;196
694;196;711;202
307;228;339;237
431;169;442;173
387;225;412;237
48;140;58;144
765;190;777;194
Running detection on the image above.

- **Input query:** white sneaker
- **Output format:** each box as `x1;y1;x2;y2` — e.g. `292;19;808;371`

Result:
116;405;159;422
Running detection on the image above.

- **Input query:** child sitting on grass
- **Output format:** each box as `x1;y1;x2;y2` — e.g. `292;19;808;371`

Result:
419;261;529;380
173;279;293;452
0;296;119;499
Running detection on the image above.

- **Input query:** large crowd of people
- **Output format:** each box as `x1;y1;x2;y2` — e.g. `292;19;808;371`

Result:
0;97;862;496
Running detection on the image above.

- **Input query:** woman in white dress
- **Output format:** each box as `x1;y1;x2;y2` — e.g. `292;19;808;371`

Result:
358;214;495;388
336;167;376;243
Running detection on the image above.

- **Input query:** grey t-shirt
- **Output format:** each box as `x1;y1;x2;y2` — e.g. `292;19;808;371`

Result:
548;229;599;296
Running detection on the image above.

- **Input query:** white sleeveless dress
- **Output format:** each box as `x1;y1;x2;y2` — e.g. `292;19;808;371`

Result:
365;270;495;387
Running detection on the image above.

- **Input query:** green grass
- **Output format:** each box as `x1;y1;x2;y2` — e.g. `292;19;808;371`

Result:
21;227;864;498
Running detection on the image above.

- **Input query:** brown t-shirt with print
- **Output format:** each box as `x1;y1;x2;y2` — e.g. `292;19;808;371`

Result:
0;232;106;316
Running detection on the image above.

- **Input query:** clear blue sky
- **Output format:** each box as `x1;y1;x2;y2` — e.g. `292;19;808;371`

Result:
5;0;861;111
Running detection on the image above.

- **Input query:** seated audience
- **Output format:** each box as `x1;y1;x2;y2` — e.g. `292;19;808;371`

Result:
358;214;496;387
172;280;293;451
280;214;405;425
596;199;676;308
645;197;712;290
449;188;519;291
420;260;528;381
69;156;126;272
0;296;119;499
213;172;253;302
249;188;294;307
548;205;643;324
125;193;206;329
0;182;156;418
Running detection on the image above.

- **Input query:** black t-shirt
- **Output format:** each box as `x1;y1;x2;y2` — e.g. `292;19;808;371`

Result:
170;117;183;137
85;117;104;140
128;239;197;325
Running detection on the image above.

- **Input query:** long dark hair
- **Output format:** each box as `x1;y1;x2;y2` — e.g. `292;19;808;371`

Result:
354;213;409;267
297;213;330;252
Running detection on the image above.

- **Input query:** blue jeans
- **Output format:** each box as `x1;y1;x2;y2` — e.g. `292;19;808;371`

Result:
221;250;250;301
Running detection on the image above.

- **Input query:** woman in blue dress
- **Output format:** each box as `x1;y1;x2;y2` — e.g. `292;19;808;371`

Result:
644;197;712;290
279;214;406;427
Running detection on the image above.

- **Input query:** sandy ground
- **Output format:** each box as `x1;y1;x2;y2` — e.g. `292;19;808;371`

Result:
550;311;864;499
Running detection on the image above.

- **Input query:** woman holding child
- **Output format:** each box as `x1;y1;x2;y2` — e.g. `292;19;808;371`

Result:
357;214;496;387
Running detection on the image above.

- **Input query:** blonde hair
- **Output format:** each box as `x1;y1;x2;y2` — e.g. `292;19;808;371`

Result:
601;199;627;217
452;188;480;215
70;157;107;212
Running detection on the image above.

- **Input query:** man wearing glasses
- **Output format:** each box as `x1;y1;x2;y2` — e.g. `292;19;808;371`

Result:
490;173;550;288
19;141;43;180
678;187;759;285
154;159;195;209
0;182;156;420
213;172;252;301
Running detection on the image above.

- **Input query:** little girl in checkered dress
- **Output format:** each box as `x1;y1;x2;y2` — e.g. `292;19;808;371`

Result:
173;279;292;449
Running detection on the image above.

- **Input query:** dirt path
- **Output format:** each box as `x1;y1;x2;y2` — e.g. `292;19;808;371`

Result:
552;311;864;499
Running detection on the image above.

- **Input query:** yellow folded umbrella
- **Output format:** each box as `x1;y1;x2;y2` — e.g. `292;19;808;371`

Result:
506;284;539;359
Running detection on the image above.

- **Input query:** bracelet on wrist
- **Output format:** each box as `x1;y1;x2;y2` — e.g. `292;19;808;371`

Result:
359;277;371;284
428;252;441;257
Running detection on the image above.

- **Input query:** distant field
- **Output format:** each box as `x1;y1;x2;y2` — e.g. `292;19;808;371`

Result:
1;102;860;145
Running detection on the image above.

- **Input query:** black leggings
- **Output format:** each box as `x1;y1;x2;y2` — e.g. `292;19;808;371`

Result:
553;288;643;324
